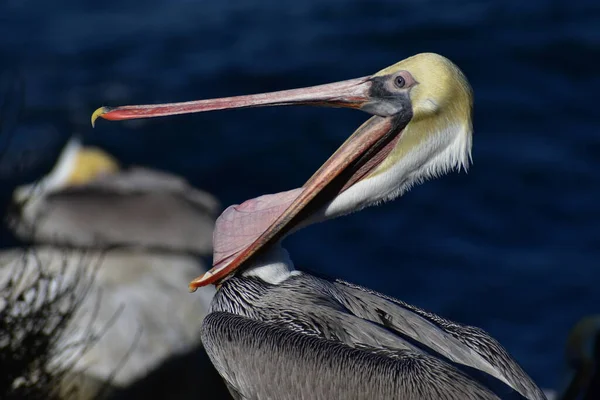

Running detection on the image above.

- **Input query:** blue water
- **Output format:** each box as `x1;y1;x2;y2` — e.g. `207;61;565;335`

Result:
1;0;599;390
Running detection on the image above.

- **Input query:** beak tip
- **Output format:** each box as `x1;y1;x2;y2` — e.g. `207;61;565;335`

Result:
188;269;218;291
189;274;207;292
91;106;112;128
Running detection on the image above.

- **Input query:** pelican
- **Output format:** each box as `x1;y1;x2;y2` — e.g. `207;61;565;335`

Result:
544;315;600;400
93;53;546;399
9;136;219;254
2;137;223;398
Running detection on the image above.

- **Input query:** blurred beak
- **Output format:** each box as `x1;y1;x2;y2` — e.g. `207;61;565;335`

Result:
91;76;375;126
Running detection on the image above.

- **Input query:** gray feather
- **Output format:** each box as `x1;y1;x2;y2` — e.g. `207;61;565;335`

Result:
204;273;545;399
333;279;546;400
10;167;220;254
202;312;501;400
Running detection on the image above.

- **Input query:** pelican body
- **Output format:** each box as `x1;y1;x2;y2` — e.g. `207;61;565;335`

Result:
94;53;546;399
3;138;221;397
9;137;219;254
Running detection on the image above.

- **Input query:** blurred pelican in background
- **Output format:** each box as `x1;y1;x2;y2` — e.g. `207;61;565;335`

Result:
544;315;600;400
10;136;217;254
1;137;227;399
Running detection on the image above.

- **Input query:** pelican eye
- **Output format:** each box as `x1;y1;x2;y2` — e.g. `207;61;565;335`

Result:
394;75;406;89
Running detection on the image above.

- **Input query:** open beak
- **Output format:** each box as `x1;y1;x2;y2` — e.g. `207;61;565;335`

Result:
91;76;376;126
92;75;408;290
190;115;400;290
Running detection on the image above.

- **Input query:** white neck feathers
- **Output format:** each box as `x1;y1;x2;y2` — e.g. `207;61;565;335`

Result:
312;120;471;222
241;244;298;285
13;137;81;203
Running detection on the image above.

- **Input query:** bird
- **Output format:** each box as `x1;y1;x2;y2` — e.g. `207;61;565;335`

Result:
93;53;546;400
2;137;224;398
544;315;600;400
9;136;219;254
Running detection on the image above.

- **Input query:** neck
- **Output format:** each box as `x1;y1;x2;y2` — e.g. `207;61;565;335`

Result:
43;137;82;192
240;243;298;285
303;118;470;225
13;138;81;204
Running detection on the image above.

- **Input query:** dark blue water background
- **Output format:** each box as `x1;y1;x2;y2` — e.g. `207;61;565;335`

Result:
1;0;599;390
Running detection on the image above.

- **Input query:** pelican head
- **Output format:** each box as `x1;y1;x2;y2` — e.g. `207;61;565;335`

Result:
14;137;120;204
315;53;473;221
92;53;473;287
